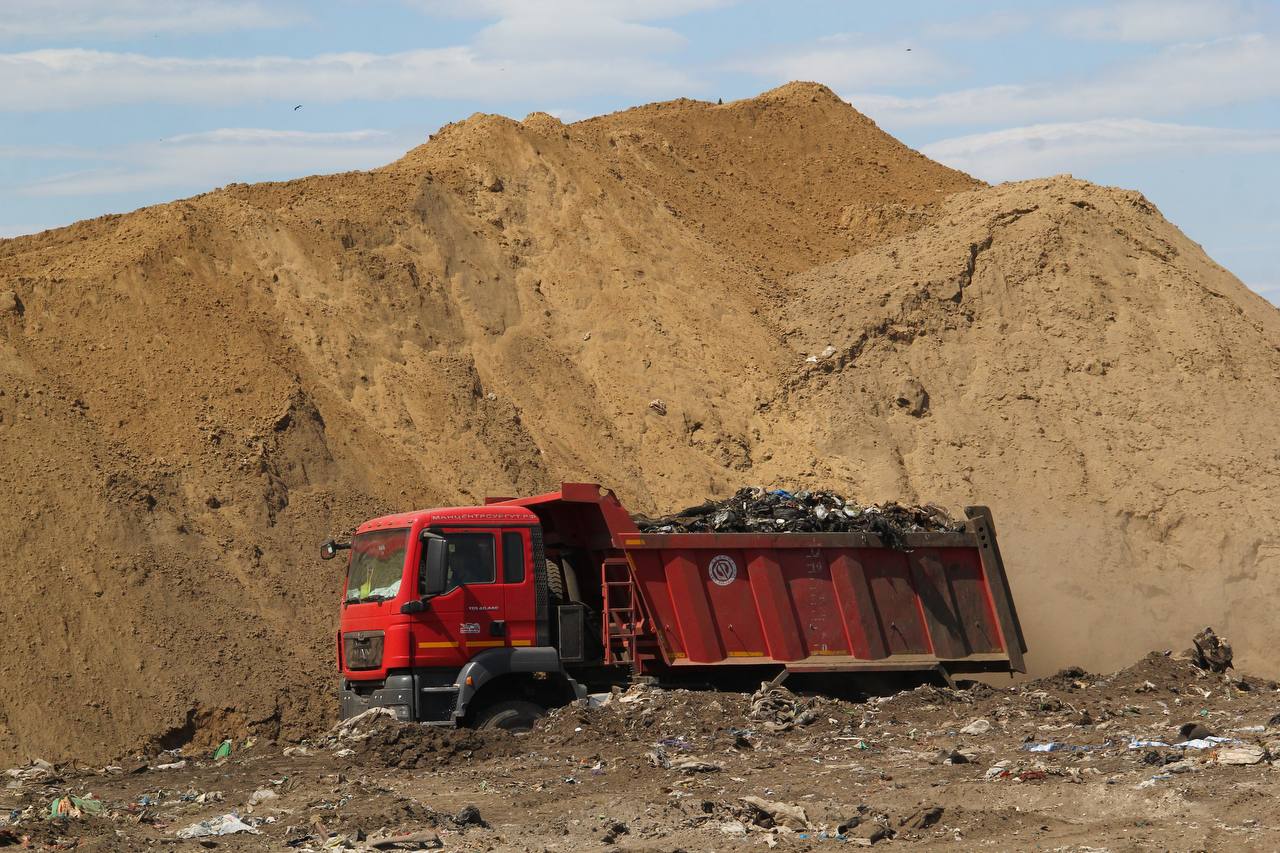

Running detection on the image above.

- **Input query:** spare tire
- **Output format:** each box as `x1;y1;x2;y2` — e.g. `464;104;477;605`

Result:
546;558;566;605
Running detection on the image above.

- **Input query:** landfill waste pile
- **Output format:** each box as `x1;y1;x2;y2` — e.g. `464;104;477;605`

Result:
1192;625;1234;673
633;487;963;547
3;81;1280;768
6;632;1280;850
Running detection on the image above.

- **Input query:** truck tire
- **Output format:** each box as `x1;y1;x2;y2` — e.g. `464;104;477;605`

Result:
474;699;545;732
545;559;566;605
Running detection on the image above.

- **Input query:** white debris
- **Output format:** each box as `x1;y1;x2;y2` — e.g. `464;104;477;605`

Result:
1217;745;1267;765
248;788;278;805
175;813;258;839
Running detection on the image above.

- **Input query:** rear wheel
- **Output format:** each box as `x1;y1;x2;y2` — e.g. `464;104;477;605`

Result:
474;699;545;732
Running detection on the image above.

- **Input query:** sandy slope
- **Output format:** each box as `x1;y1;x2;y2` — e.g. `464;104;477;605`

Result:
0;83;1276;765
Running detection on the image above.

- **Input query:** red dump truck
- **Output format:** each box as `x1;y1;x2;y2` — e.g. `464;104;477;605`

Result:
325;483;1025;729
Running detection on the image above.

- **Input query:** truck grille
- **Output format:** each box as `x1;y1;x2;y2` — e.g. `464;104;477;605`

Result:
343;631;384;670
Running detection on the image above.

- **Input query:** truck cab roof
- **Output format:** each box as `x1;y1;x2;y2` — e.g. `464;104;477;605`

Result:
354;504;540;535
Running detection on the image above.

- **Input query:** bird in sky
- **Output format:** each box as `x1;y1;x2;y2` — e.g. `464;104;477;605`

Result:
293;104;302;111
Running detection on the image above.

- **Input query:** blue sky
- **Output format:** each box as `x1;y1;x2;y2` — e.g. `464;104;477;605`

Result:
2;0;1277;302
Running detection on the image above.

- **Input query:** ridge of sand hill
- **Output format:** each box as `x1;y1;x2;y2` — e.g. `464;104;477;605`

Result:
0;85;1276;765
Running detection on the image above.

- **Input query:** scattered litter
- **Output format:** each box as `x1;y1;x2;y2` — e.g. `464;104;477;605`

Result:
648;399;668;415
248;788;278;806
900;806;944;831
983;760;1012;781
1217;745;1267;765
672;759;722;773
1191;627;1233;672
369;829;442;849
212;739;233;760
1022;741;1104;753
5;761;54;784
1178;722;1214;741
324;707;398;746
748;682;818;732
48;795;102;819
1177;737;1239;750
174;813;259;838
454;805;486;827
153;760;187;771
837;807;895;845
960;719;992;736
739;796;809;831
1129;740;1171;749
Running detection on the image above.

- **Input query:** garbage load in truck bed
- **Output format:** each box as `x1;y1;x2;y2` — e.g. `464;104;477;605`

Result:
332;483;1026;727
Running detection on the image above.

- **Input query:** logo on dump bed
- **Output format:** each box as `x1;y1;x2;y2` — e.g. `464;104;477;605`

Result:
708;554;738;586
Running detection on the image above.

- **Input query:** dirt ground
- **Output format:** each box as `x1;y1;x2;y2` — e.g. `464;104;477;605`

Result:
7;648;1280;851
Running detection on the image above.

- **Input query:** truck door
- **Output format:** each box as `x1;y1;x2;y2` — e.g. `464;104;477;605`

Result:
500;528;536;650
420;529;506;660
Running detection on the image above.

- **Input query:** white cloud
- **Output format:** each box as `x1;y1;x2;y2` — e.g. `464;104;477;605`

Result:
0;46;699;111
1055;0;1258;42
17;127;412;197
729;35;950;89
0;0;720;112
854;34;1280;127
922;119;1280;182
410;0;733;22
921;11;1031;41
475;13;686;59
0;0;295;39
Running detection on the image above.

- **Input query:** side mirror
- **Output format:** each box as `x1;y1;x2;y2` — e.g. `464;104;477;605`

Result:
421;533;447;597
320;539;350;561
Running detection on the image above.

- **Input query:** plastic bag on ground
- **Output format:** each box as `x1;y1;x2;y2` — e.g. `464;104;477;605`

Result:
174;813;258;838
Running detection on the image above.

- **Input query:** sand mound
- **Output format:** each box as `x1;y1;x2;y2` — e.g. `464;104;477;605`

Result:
0;85;1276;765
769;176;1280;672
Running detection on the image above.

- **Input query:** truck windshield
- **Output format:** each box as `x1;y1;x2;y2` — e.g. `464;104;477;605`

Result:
345;528;409;604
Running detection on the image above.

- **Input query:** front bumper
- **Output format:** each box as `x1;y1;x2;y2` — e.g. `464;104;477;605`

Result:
340;672;460;723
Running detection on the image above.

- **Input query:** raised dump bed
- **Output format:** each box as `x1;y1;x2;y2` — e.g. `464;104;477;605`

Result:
620;516;1025;677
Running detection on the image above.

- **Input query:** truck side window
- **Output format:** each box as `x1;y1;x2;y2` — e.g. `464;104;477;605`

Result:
440;532;495;592
502;531;525;584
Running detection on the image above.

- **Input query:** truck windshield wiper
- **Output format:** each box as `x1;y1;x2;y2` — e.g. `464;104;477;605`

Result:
344;593;389;605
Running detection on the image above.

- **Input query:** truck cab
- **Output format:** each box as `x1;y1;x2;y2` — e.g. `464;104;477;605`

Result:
332;502;593;729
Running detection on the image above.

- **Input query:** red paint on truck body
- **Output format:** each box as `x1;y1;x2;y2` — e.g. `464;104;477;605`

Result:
339;484;1026;686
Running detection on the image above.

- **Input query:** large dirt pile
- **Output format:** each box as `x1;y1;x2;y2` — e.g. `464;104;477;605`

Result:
766;177;1280;673
0;82;1276;765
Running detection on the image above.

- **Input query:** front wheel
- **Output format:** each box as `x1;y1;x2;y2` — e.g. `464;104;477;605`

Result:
473;699;545;732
